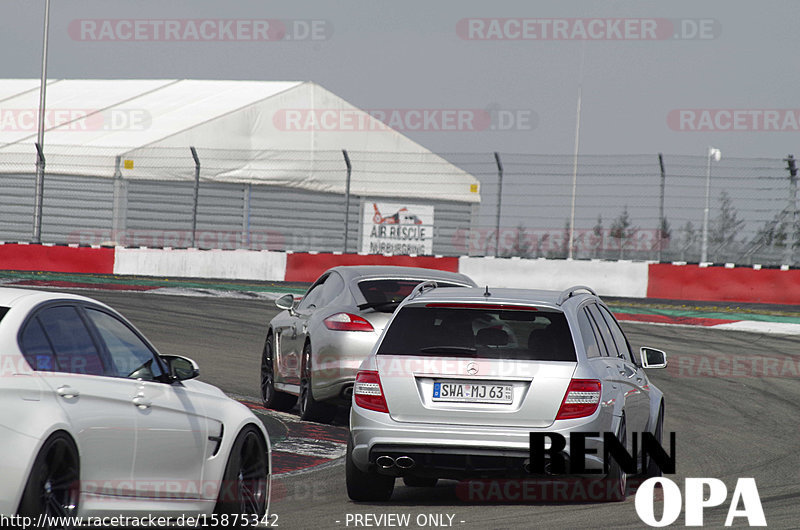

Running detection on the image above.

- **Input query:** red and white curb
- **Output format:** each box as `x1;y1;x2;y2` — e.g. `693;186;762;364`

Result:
240;400;348;476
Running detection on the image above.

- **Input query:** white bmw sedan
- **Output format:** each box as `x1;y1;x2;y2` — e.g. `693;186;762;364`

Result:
0;287;270;525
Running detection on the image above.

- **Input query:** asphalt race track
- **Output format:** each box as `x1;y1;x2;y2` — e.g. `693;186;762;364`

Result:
63;289;800;528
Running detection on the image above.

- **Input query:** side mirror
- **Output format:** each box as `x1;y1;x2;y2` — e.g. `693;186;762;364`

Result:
275;293;296;311
161;355;200;381
640;347;668;369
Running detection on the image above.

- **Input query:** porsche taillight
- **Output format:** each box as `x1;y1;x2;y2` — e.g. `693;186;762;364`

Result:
323;313;374;332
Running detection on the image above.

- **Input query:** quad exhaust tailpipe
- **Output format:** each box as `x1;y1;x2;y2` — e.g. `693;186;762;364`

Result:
375;455;415;470
523;459;552;475
394;456;415;469
376;456;395;469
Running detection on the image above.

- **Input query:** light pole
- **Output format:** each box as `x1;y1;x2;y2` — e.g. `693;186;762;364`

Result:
700;147;721;263
32;0;51;243
567;84;582;260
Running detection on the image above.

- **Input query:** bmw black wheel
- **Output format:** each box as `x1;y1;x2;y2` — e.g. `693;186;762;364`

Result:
18;432;80;530
215;426;269;516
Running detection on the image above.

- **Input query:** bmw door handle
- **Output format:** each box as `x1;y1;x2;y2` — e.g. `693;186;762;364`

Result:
56;385;80;399
132;394;152;409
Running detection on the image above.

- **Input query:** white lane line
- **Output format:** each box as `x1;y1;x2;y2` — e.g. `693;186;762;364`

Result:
623;318;800;336
711;321;800;335
149;287;285;299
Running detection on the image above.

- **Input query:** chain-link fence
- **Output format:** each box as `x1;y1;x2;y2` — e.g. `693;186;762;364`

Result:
449;153;798;265
1;146;798;265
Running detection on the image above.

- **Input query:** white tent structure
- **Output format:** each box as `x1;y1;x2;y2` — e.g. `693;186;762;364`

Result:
0;79;480;204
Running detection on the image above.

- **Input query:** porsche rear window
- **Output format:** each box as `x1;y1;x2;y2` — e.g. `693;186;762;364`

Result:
0;307;8;322
377;306;576;361
358;279;464;311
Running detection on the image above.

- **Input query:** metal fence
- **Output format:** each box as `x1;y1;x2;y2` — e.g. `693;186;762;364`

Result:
1;146;798;265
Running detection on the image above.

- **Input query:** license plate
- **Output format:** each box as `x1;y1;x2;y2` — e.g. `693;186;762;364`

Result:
432;381;513;404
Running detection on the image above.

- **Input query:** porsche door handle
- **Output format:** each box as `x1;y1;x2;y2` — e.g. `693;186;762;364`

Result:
56;385;80;399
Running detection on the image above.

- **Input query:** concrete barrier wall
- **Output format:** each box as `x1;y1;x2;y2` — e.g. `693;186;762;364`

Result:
113;248;287;281
2;243;800;305
458;257;649;298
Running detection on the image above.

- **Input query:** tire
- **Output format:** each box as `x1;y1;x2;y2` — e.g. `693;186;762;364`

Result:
215;425;269;516
644;405;665;478
402;476;438;488
299;342;337;423
604;416;628;502
18;432;80;529
260;333;297;411
345;437;394;502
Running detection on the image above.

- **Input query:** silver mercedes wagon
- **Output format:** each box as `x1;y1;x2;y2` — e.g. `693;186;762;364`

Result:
348;284;668;501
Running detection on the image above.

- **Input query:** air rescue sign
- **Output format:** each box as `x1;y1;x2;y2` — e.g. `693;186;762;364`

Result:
361;201;434;255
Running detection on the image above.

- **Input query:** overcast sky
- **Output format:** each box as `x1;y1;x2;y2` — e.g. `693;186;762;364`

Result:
2;1;798;159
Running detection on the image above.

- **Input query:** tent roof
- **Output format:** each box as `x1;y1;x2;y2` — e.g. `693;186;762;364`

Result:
0;79;302;147
0;79;480;203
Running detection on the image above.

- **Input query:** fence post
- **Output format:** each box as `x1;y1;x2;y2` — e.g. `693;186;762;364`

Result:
32;143;46;243
190;147;200;248
242;184;252;249
32;0;51;244
112;155;127;245
494;152;503;257
343;149;352;253
785;154;798;266
657;153;666;262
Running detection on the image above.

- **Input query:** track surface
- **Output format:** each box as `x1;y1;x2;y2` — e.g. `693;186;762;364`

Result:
65;290;799;528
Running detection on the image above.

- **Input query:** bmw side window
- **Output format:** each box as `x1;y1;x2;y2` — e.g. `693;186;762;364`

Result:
297;275;328;311
587;304;619;357
576;308;602;358
36;306;106;376
85;308;165;381
20;317;58;372
598;305;635;364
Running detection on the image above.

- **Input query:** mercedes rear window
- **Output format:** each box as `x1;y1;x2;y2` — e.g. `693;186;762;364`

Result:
377;305;576;361
357;279;465;312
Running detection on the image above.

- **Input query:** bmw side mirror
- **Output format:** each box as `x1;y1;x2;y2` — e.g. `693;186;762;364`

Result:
640;347;667;369
275;293;295;311
161;355;200;381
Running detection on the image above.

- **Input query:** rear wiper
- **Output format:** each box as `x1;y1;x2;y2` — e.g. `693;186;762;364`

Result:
357;301;400;310
418;346;477;356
